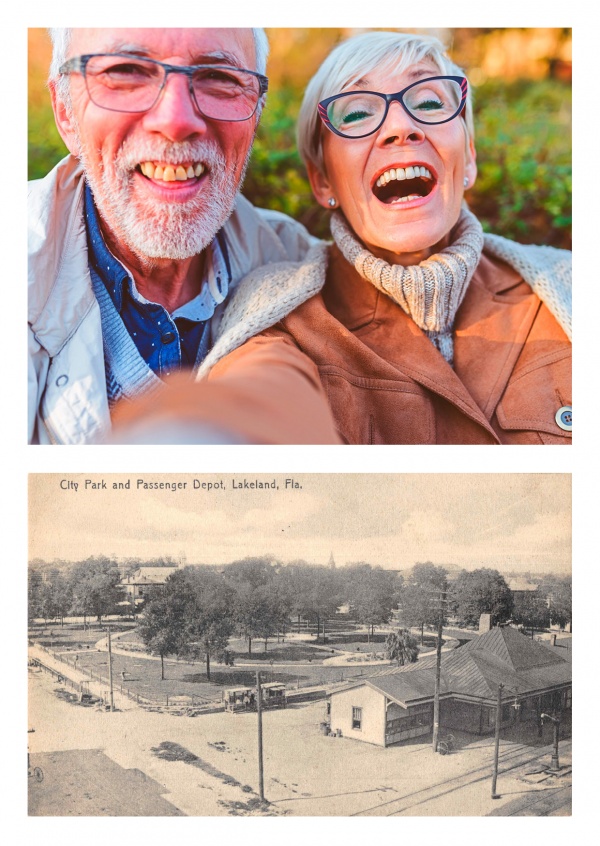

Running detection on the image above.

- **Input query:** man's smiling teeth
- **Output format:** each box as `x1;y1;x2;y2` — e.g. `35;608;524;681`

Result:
375;165;432;188
139;162;205;181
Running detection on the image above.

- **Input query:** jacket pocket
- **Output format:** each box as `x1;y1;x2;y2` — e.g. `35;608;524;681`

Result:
319;367;435;444
495;350;571;443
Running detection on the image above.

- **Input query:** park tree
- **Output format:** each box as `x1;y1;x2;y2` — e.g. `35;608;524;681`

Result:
69;556;125;624
224;557;291;654
176;568;236;680
512;590;551;637
50;572;73;626
140;567;236;681
344;563;400;641
277;561;319;633
28;568;43;624
538;575;572;629
222;556;278;590
282;561;342;638
399;563;448;643
38;580;59;624
232;585;289;656
138;590;186;680
449;568;513;627
385;628;419;666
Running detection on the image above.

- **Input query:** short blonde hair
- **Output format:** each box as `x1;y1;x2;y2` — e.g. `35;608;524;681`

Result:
297;30;474;172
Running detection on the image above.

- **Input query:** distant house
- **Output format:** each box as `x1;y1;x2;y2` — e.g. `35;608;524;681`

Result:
120;567;178;605
329;626;571;747
507;577;540;604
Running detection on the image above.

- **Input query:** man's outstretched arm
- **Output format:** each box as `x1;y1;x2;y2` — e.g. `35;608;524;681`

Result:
111;334;341;445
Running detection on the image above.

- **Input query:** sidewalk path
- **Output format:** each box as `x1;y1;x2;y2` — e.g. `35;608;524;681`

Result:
29;644;137;711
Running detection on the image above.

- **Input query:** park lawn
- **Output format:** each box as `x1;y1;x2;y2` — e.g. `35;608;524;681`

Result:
51;646;362;708
28;620;137;650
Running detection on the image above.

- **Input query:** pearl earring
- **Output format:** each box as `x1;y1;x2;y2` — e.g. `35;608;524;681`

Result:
328;197;337;208
463;177;469;188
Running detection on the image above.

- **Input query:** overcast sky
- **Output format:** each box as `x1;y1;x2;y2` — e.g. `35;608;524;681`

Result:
28;474;570;575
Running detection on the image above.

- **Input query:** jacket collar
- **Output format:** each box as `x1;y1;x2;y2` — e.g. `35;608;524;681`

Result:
28;156;97;358
197;241;328;379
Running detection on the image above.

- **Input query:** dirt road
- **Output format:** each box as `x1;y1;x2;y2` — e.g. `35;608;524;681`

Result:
28;666;571;817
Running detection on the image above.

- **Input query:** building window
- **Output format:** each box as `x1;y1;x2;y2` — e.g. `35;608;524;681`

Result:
352;707;362;730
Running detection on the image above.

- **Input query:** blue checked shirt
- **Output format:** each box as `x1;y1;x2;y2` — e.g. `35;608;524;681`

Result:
84;184;231;375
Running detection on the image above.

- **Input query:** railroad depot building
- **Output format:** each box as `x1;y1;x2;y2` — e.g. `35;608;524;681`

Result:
328;626;571;748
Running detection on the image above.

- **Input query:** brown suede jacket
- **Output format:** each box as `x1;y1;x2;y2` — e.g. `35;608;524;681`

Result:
209;244;571;445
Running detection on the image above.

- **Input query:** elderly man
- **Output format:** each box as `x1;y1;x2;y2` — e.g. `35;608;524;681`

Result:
29;28;338;444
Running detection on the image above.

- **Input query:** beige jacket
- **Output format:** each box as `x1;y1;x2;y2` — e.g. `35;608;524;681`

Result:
28;155;319;444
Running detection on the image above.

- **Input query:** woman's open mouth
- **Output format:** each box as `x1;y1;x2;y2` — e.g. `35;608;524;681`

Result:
372;165;435;205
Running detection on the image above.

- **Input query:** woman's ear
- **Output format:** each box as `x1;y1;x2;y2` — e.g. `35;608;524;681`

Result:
306;159;336;210
464;136;477;190
49;80;80;157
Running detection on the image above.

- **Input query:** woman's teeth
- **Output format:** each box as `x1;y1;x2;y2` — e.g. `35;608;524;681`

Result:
375;165;432;188
139;162;205;182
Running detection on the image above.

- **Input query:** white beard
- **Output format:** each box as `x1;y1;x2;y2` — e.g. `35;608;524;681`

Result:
78;135;250;260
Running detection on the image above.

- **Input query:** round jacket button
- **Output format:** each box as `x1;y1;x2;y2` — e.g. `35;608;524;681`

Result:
161;332;176;345
555;406;572;431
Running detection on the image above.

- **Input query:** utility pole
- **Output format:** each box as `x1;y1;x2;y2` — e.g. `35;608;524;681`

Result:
432;588;446;753
256;670;265;801
491;683;503;798
541;712;561;770
107;628;114;712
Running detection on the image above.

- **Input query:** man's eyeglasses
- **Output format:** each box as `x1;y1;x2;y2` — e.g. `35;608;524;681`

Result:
318;76;468;139
59;53;269;122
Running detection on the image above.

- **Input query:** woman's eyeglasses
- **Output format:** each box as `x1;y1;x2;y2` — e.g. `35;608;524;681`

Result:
318;76;468;139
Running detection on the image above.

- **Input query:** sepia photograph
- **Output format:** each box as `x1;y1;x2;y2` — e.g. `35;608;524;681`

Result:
28;473;571;818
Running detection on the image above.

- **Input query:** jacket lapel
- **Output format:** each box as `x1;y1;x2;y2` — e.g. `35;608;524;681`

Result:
453;252;541;419
325;246;499;438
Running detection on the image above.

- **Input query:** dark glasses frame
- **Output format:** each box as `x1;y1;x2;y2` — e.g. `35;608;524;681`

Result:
59;53;269;121
317;75;468;138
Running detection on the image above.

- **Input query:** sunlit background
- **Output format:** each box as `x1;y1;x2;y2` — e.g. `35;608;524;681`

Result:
28;28;572;248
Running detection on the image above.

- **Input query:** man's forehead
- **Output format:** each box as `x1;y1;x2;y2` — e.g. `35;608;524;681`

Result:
69;28;256;67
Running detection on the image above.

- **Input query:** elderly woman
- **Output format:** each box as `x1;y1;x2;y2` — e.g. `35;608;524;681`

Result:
116;31;571;445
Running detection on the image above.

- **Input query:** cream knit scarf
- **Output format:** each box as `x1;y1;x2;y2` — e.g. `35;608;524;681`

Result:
330;207;485;364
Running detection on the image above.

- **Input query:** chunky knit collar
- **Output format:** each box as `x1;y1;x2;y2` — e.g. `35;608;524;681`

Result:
330;207;484;364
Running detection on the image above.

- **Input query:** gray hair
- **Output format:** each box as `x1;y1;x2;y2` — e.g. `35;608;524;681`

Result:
48;27;270;108
297;30;474;173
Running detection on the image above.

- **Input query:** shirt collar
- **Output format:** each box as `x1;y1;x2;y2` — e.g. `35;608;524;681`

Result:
84;183;130;312
84;183;230;318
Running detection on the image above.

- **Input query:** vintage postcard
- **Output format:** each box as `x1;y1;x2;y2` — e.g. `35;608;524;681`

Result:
28;473;571;817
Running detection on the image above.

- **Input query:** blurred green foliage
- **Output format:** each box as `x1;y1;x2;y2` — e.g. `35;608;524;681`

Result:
469;79;571;248
28;78;571;249
28;99;68;181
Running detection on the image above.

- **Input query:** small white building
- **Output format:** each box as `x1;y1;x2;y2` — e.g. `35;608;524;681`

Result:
330;674;434;747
